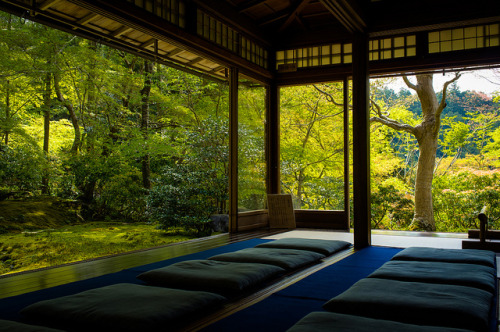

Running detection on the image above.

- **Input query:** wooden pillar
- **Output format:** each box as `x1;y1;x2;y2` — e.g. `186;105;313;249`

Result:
343;77;350;230
352;32;371;248
266;83;280;195
229;67;239;233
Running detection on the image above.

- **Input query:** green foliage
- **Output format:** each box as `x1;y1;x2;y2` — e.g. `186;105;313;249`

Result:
280;84;346;209
371;184;414;230
0;145;44;192
97;169;148;222
433;172;500;232
148;164;218;237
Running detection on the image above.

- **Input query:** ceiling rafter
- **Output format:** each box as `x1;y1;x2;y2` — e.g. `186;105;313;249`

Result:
110;26;133;38
236;0;267;13
39;0;63;11
278;0;311;33
140;38;156;49
168;48;186;57
187;56;203;65
258;10;289;26
73;12;99;28
319;0;366;33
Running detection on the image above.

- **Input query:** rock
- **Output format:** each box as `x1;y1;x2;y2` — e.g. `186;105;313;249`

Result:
210;214;229;233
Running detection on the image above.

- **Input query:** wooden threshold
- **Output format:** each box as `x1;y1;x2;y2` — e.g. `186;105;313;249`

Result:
0;229;287;299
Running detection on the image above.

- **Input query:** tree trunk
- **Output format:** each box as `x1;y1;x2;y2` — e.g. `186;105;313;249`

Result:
54;72;80;154
4;80;10;145
41;71;52;194
4;15;12;145
140;60;153;190
410;75;440;231
412;130;438;231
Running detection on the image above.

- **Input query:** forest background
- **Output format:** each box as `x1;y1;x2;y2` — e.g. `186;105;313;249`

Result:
1;13;500;273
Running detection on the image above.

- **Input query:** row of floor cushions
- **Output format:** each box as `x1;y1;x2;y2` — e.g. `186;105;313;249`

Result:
17;238;351;332
288;247;496;332
0;319;63;332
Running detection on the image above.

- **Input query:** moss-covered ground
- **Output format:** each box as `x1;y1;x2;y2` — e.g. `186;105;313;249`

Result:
0;198;196;275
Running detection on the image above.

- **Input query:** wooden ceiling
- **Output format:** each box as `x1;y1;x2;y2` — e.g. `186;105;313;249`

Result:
1;0;500;83
224;0;500;46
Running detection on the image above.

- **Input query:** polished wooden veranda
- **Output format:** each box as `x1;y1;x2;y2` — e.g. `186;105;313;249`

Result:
0;228;475;300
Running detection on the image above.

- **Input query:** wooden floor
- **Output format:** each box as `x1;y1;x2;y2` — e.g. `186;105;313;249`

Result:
0;229;286;299
0;228;497;331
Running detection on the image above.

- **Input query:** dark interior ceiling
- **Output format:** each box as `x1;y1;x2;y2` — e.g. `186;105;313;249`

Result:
218;0;500;47
1;0;500;83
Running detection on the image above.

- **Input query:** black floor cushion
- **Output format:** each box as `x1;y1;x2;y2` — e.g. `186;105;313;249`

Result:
209;247;325;270
0;319;63;332
368;260;496;293
137;259;285;296
323;278;493;331
256;238;351;256
20;283;227;332
391;247;496;267
287;312;475;332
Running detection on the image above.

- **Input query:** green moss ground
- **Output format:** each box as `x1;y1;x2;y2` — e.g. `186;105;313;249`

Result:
0;198;196;275
0;222;195;275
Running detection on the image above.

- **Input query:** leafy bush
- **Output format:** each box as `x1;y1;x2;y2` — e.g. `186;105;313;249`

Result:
433;172;500;232
97;169;148;222
371;184;414;229
0;145;44;192
147;164;222;237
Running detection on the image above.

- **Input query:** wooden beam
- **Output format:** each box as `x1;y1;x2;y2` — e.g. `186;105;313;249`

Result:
278;0;311;33
352;32;370;249
187;56;203;65
73;12;99;29
237;0;268;13
319;0;366;33
140;38;156;49
39;0;62;11
167;48;186;57
210;65;226;73
109;26;133;38
229;67;239;233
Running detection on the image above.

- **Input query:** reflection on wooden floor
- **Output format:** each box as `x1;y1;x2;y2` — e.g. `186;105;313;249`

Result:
0;228;477;300
0;229;286;299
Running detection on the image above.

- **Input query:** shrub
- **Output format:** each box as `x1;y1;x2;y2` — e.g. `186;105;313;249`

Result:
433;172;500;232
97;169;148;222
147;164;221;237
371;184;414;230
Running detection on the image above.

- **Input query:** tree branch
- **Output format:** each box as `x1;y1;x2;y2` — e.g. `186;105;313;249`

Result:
402;76;417;91
369;98;416;134
436;72;461;117
312;84;344;107
370;116;416;135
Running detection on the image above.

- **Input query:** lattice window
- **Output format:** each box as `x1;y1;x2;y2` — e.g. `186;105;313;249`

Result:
125;0;185;28
429;23;500;53
276;43;352;70
369;35;416;61
197;10;268;69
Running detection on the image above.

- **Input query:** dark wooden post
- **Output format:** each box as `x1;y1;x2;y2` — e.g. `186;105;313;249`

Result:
352;32;371;248
229;67;239;233
343;77;350;230
266;83;280;195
